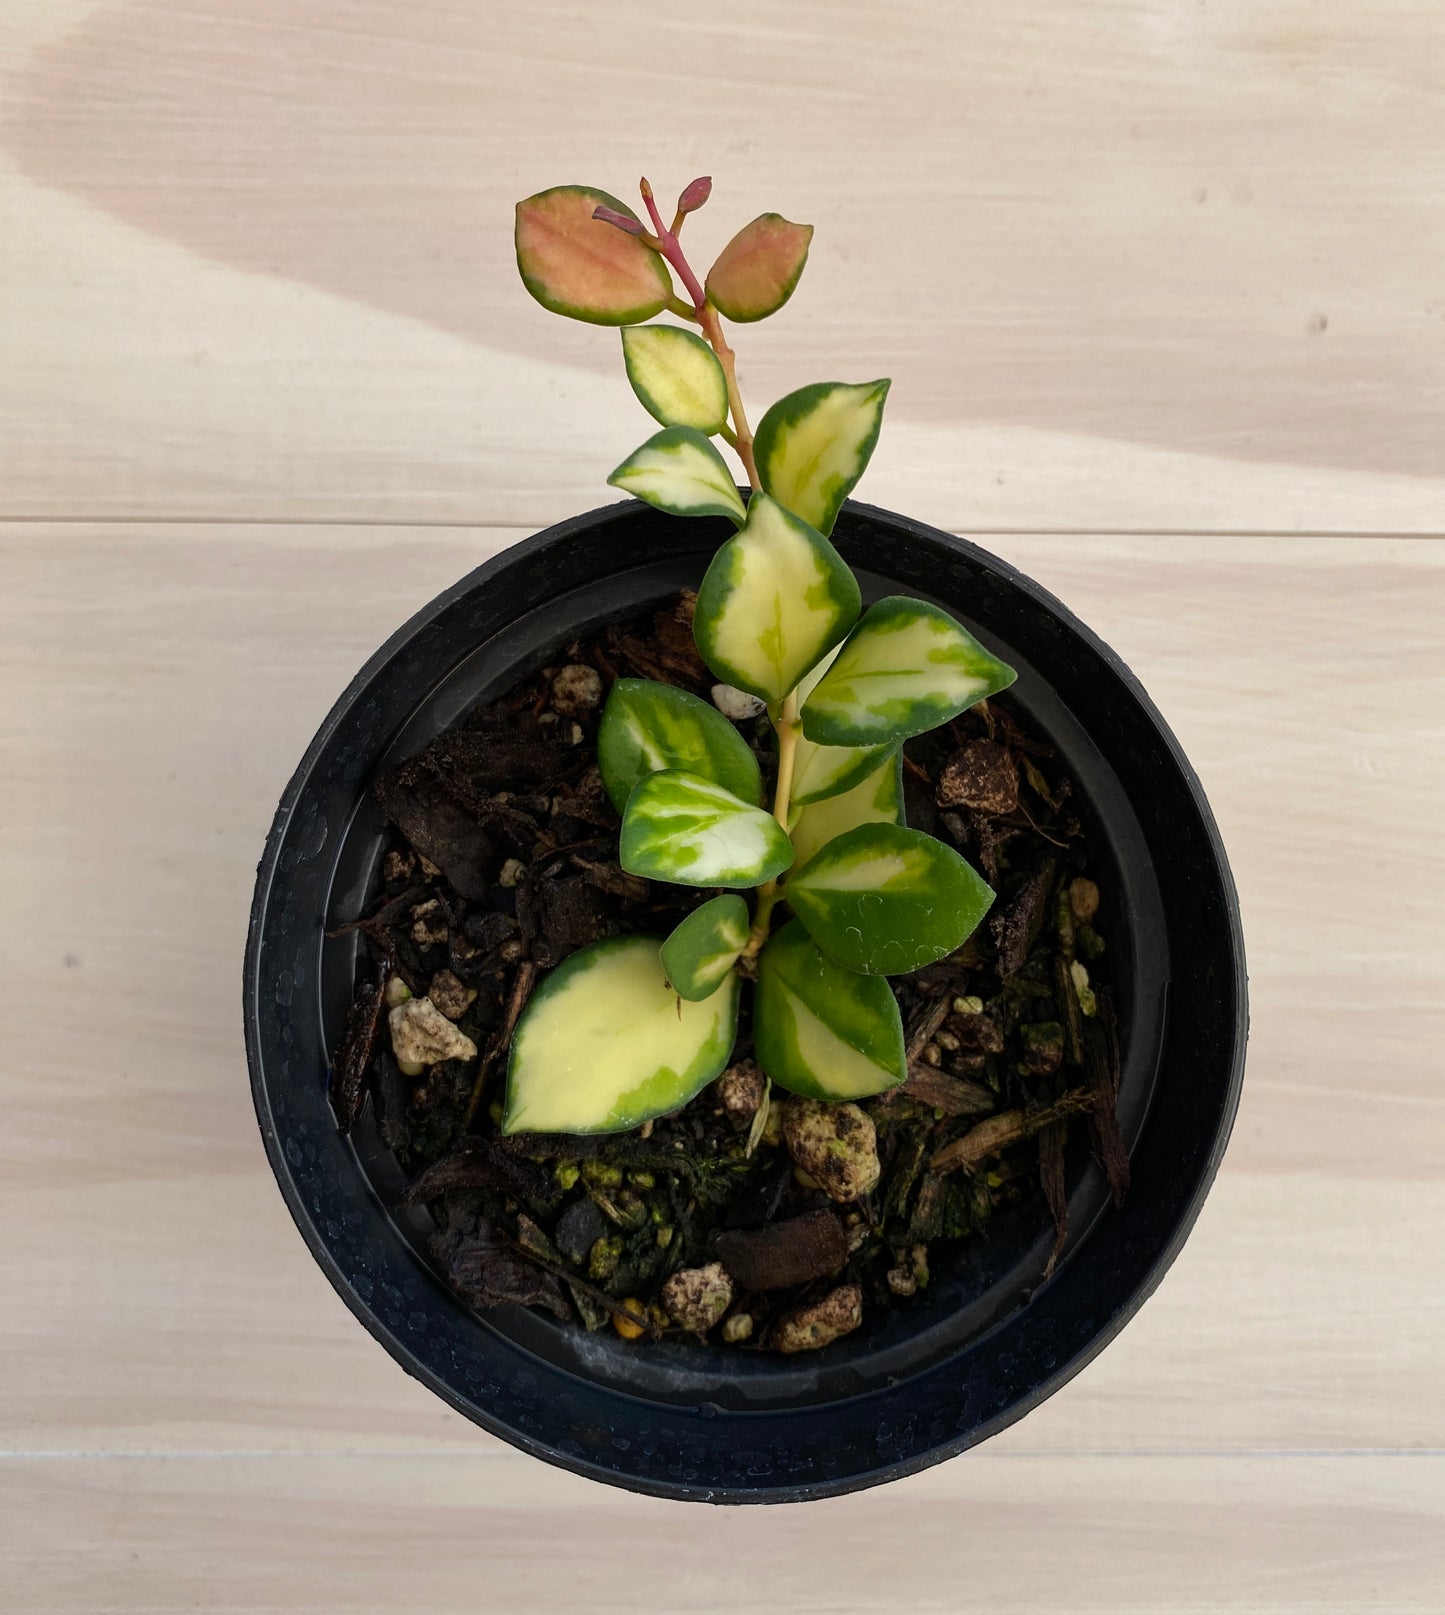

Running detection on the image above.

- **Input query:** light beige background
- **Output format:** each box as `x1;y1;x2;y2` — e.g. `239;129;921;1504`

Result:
3;3;1443;1611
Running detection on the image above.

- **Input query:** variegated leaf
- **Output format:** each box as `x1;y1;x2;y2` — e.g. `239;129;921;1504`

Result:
754;919;905;1101
660;894;750;1002
788;752;904;869
515;186;672;326
597;678;761;815
693;492;861;704
705;213;814;322
607;426;746;525
787;635;895;805
791;733;896;807
788;822;994;976
620;770;793;888
503;936;739;1134
621;324;730;434
800;595;1017;747
753;379;890;537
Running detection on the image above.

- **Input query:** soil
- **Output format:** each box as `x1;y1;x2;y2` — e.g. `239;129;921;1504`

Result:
331;592;1127;1352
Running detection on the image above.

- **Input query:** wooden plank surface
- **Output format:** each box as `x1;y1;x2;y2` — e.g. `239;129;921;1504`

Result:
5;0;1445;1607
3;524;1443;1612
2;1;1443;531
5;1455;1443;1614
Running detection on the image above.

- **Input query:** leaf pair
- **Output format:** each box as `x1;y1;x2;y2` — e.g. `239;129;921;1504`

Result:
516;185;813;328
598;677;787;890
609;374;891;545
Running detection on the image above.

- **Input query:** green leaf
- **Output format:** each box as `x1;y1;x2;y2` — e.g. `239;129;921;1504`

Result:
597;678;762;815
660;895;750;1002
787;822;995;976
788;752;903;869
515;186;672;326
754;919;905;1101
693;492;861;704
705;213;814;322
607;427;747;525
620;770;793;888
800;595;1017;747
503;936;739;1134
621;325;729;434
754;379;890;537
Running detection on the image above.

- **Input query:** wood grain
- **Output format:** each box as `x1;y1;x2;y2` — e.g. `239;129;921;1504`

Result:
2;1;1443;530
5;2;1445;1604
3;529;1442;1510
6;1455;1444;1614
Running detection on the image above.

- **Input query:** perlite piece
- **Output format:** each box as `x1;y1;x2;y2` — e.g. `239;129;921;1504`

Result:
774;1284;863;1353
781;1098;881;1204
660;1263;734;1334
389;996;478;1069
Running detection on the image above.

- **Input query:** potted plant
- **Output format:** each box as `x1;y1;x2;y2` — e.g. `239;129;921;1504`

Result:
244;174;1246;1503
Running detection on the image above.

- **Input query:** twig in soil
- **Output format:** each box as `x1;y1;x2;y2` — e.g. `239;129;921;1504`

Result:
502;1234;661;1339
900;1062;997;1117
461;960;537;1132
930;1089;1094;1175
905;989;955;1063
329;962;392;1132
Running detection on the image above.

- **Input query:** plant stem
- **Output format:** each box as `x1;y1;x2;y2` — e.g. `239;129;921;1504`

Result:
698;305;760;489
771;689;802;833
640;178;759;489
741;690;801;963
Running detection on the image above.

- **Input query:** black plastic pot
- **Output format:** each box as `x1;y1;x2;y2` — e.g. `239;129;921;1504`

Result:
244;498;1246;1504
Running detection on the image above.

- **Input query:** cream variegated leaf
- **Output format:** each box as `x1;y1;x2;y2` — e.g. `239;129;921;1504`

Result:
800;596;1017;747
787;822;994;976
753;920;905;1102
693;492;860;704
621;324;730;434
620;770;793;889
788;752;903;869
607;427;747;525
785;643;895;805
660;894;751;1002
753;380;890;536
597;678;761;814
503;936;739;1134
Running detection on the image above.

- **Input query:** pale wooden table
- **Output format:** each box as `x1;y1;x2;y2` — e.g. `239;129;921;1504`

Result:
3;4;1443;1610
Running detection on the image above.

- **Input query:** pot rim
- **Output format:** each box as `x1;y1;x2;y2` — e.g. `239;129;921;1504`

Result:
244;496;1248;1502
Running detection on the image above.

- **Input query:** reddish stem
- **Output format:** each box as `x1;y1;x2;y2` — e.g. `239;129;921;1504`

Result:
639;178;759;489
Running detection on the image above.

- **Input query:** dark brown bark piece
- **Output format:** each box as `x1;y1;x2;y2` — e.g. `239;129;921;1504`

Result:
429;718;584;792
373;771;494;900
990;856;1058;978
430;1225;570;1321
936;738;1020;816
329;969;389;1132
713;1209;849;1291
397;1134;551;1208
930;1089;1095;1175
901;1062;998;1117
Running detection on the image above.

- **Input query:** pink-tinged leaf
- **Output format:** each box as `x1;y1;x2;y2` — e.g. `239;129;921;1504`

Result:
677;175;713;216
705;213;814;323
516;185;672;326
